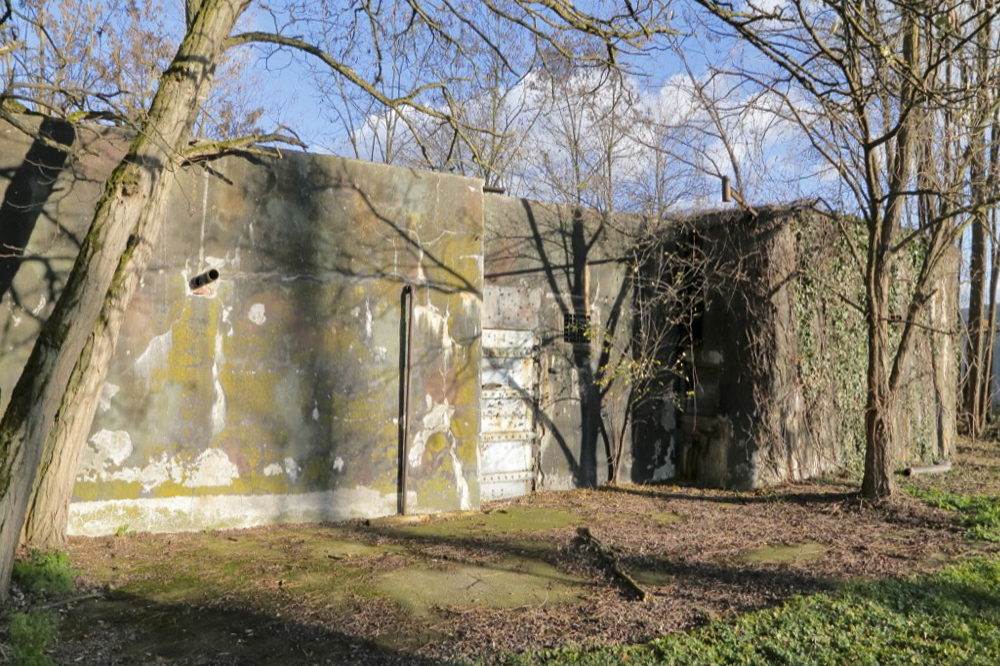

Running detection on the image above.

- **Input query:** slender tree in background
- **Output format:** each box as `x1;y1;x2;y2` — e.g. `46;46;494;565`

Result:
0;0;673;599
961;0;1000;438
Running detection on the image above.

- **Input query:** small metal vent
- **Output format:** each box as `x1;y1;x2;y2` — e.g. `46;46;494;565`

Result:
563;313;591;344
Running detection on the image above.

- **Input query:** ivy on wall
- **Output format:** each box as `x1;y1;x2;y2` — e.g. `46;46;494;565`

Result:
791;213;944;474
792;215;868;472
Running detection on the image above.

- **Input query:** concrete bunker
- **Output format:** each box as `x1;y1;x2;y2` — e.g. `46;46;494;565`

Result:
0;116;958;536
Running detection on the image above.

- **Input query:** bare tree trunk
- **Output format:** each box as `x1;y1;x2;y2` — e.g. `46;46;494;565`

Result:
979;48;1000;425
0;0;248;597
20;183;174;549
983;206;1000;422
862;247;896;498
966;211;988;435
960;0;994;437
860;10;921;500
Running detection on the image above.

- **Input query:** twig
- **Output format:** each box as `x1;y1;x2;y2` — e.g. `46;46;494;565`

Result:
31;592;103;611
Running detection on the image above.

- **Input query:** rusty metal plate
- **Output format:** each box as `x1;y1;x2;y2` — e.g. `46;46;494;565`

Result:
482;285;542;330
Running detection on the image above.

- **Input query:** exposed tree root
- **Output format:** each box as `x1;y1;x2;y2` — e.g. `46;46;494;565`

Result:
576;526;649;602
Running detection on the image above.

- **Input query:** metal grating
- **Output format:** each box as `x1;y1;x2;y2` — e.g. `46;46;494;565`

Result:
563;313;591;344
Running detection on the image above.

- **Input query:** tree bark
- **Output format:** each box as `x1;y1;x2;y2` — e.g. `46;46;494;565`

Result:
862;244;896;499
983;206;1000;421
0;0;248;597
19;183;175;549
966;213;988;435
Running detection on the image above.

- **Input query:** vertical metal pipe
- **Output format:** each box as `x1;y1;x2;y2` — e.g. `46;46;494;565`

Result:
397;284;414;515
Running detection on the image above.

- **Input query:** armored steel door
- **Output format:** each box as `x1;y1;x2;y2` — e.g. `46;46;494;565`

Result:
480;329;538;500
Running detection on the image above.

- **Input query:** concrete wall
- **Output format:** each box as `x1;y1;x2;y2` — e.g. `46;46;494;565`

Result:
0;118;126;410
1;117;483;535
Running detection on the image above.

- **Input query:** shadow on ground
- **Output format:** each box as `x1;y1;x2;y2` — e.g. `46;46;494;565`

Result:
54;591;449;666
16;468;988;665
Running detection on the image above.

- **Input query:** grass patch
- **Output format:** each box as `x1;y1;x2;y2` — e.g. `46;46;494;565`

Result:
7;611;58;666
12;550;76;596
907;488;1000;542
511;556;1000;665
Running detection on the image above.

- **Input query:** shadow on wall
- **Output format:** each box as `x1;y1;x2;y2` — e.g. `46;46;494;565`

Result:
0;119;79;382
485;196;634;490
0;118;77;296
75;151;483;528
245;164;481;513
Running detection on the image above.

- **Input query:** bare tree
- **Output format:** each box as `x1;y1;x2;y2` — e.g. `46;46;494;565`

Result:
3;0;267;136
416;16;543;190
690;0;993;497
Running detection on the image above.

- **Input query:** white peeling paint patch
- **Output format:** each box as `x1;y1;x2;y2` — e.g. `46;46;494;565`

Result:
184;449;240;488
134;329;173;384
79;442;239;493
460;291;480;315
283;457;301;483
408;395;455;467
79;430;134;476
416;247;427;283
222;305;235;336
332;456;344;472
449;447;472;510
364;299;373;339
414;302;455;364
248;303;267;325
652;452;676;481
374;346;388;362
264;463;283;476
98;383;121;412
211;332;227;436
312;402;319;421
67;486;401;537
102;455;172;493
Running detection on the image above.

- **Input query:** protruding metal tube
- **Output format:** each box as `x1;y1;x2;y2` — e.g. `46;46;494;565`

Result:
189;268;220;290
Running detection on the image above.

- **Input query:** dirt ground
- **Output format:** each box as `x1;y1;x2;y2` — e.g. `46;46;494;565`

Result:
9;440;1000;665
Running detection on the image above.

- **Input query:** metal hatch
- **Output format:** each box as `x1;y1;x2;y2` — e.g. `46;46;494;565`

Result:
480;328;538;500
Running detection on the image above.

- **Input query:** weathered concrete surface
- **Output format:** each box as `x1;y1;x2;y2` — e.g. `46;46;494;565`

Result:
75;151;483;533
0;118;483;535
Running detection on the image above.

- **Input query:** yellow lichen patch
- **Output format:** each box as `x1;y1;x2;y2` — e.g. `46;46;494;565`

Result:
72;479;142;503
